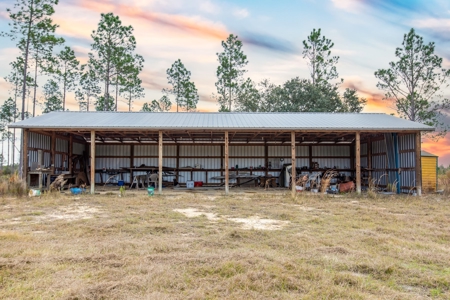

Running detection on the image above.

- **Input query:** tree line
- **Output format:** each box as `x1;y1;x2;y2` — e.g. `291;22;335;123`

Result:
1;0;449;168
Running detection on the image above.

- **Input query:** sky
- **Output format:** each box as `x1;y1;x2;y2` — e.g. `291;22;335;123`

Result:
0;0;449;164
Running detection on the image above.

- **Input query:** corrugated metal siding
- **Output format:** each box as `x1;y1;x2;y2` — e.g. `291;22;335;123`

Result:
163;158;176;168
372;139;387;186
295;159;309;168
134;157;158;167
314;158;350;169
400;152;415;168
296;146;309;156
96;157;130;170
422;157;437;192
133;157;176;168
361;143;367;156
372;154;386;169
179;158;220;169
28;150;37;168
96;145;130;156
361;157;368;168
399;134;416;192
180;145;220;156
230;145;264;156
312;146;350;156
29;132;50;150
267;145;308;157
44;152;50;167
399;134;415;151
400;171;415;192
55;153;62;169
56;138;68;153
229;158;265;169
135;145;158;156
372;140;386;154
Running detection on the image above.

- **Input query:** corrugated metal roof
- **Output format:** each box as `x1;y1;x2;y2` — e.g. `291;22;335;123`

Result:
9;111;434;131
421;150;438;157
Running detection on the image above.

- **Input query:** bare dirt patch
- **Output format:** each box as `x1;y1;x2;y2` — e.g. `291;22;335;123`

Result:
227;216;290;230
174;207;290;230
0;203;104;225
173;208;219;221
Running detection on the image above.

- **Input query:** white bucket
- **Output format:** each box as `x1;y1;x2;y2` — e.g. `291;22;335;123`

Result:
295;186;303;192
186;181;194;189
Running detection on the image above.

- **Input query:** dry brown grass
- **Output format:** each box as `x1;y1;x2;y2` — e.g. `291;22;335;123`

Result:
0;189;449;299
0;173;27;197
438;171;450;196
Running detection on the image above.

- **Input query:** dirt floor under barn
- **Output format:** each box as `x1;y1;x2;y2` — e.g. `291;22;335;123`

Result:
0;190;449;299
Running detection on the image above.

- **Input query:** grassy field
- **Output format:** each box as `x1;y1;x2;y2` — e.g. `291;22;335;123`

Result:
0;189;449;299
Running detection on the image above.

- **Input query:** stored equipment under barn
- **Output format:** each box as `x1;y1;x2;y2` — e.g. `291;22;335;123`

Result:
10;112;433;196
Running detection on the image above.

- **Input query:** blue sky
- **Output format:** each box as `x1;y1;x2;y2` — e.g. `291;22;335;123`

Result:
0;0;449;161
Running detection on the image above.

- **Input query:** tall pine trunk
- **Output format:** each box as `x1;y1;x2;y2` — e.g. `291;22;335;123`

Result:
128;91;131;111
7;133;10;168
104;55;111;111
19;0;34;178
32;50;39;117
115;78;118;111
63;63;67;111
12;130;15;173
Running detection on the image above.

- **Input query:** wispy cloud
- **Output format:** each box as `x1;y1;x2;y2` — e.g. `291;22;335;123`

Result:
233;8;249;19
341;79;395;113
411;18;450;42
73;0;295;54
199;0;220;14
331;0;362;13
241;32;297;54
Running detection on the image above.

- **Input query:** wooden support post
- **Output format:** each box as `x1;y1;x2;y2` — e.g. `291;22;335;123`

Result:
159;131;163;195
367;139;372;182
291;132;296;198
356;132;361;194
264;142;268;176
308;145;313;169
415;131;422;196
130;144;134;168
51;131;56;174
176;144;180;182
68;134;73;173
220;145;224;176
90;131;95;194
22;129;29;181
225;131;229;195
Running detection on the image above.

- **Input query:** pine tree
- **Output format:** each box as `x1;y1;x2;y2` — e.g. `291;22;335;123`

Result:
75;62;101;111
1;0;61;120
42;79;63;113
375;28;450;138
165;59;198;112
215;34;248;111
50;46;80;111
302;28;340;86
89;13;141;111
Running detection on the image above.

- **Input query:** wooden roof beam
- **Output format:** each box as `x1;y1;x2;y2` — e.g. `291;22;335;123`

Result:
186;131;195;142
164;131;177;143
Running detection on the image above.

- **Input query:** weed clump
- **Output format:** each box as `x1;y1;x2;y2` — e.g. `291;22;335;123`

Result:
0;172;27;197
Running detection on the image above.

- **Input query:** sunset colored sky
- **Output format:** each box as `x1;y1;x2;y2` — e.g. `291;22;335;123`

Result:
0;0;449;164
